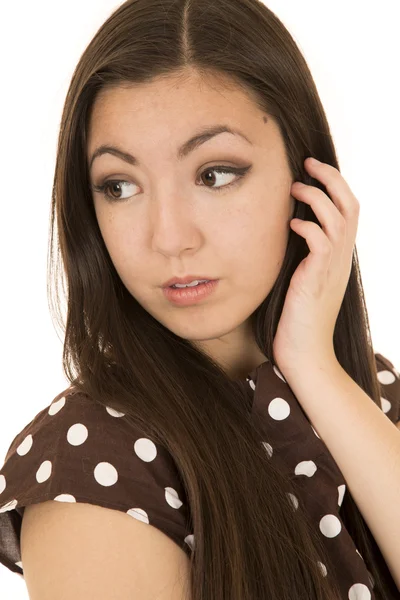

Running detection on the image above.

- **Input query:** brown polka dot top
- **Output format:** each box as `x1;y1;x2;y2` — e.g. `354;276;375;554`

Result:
0;352;399;598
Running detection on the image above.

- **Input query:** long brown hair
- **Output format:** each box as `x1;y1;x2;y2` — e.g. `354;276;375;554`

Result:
47;0;397;597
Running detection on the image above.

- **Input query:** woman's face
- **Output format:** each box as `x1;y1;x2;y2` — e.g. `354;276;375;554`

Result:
87;69;296;377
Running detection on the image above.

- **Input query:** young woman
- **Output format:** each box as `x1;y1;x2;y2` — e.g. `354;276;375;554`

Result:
1;0;399;598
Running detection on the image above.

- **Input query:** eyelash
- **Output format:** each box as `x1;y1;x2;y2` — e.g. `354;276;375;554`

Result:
91;165;252;204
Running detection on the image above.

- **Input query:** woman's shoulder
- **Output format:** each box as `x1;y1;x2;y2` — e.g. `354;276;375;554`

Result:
0;385;193;578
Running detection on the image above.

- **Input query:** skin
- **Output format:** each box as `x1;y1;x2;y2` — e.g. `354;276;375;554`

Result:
87;68;296;380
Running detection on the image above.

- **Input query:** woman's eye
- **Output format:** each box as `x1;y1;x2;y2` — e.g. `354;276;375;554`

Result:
95;180;136;203
92;165;252;204
197;166;251;192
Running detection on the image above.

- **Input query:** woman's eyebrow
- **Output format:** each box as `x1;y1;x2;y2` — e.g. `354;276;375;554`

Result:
89;124;253;171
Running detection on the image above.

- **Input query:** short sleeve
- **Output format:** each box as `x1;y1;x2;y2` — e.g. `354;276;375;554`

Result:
0;388;193;578
375;352;400;425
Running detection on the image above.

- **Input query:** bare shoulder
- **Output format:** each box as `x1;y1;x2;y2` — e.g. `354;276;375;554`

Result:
21;500;191;599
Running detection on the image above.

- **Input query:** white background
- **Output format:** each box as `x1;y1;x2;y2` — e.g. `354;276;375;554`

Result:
0;0;399;596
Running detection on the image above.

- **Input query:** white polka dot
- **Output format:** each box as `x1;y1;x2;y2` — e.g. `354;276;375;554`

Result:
54;494;76;502
134;438;157;462
268;397;290;420
48;396;66;415
377;369;396;385
295;460;317;477
36;460;52;483
0;474;5;494
348;582;371;599
319;514;342;538
17;434;33;456
165;487;183;509
262;442;273;457
338;484;346;507
273;365;286;382
287;493;299;511
67;423;88;446
106;406;126;417
185;533;195;551
127;507;149;523
247;378;256;391
94;462;118;486
317;561;327;577
0;499;18;513
380;397;391;414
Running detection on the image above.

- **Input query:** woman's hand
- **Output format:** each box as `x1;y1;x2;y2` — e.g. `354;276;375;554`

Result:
273;157;360;372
